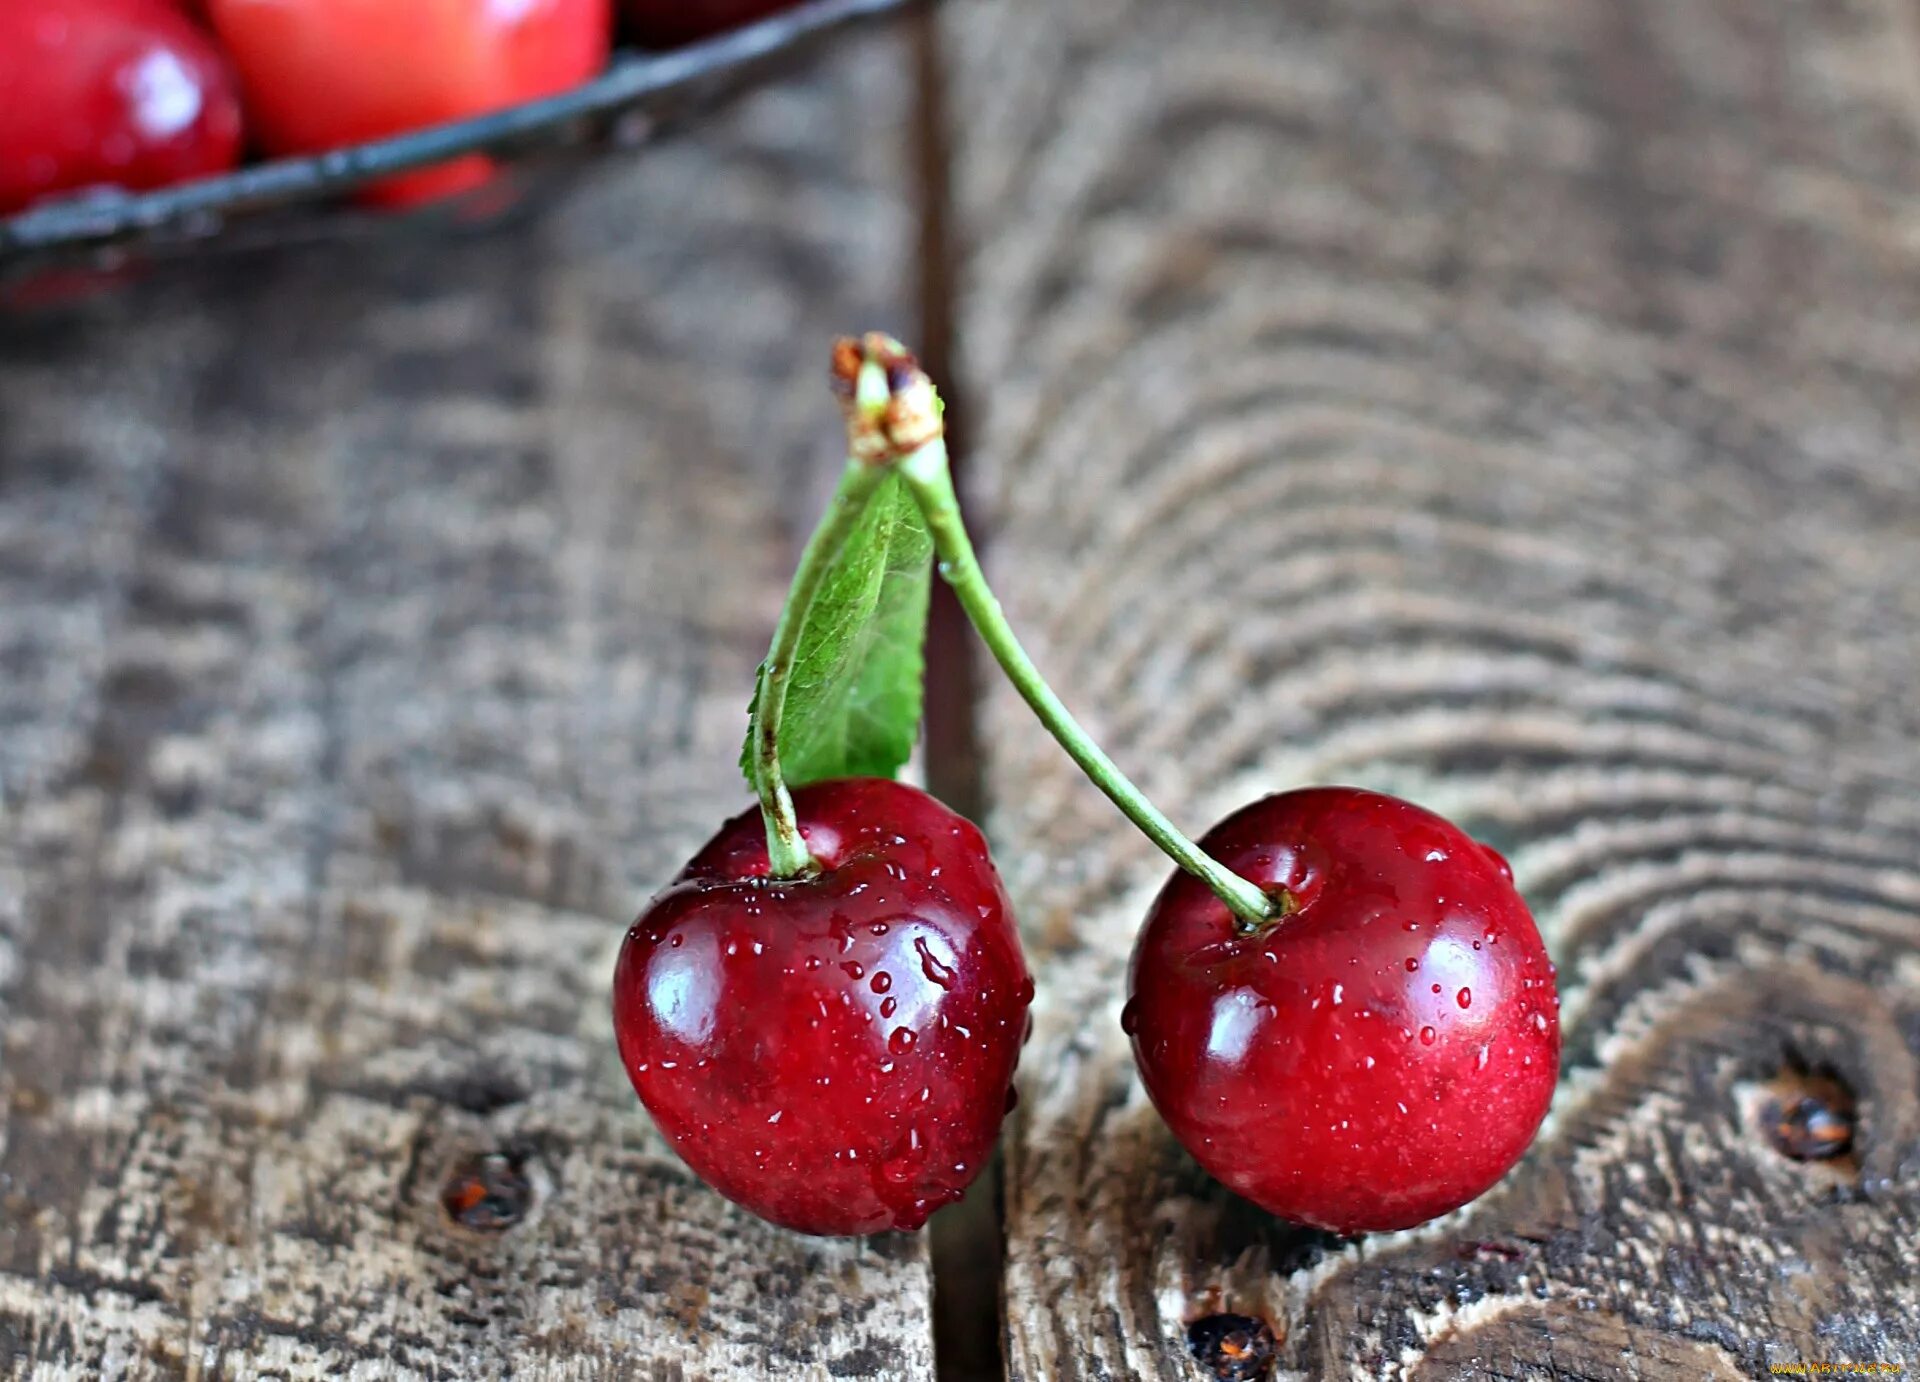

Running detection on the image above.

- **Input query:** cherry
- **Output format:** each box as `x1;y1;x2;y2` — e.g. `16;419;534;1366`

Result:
0;0;244;214
1125;786;1558;1234
612;777;1033;1235
205;0;611;208
622;0;800;48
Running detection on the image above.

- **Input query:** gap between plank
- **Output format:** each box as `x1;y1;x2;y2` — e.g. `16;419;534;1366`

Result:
907;4;1007;1380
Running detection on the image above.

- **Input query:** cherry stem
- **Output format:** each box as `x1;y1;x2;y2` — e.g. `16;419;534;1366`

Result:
894;436;1278;929
750;455;890;877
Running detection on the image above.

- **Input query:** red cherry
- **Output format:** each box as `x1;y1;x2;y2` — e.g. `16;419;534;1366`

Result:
1126;786;1559;1234
0;0;244;214
622;0;799;48
613;778;1033;1235
205;0;611;208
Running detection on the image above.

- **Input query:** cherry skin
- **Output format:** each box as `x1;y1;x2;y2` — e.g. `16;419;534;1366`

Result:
613;777;1033;1236
1126;786;1558;1235
0;0;244;214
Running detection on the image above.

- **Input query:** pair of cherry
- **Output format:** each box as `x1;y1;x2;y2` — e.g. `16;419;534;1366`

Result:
611;343;1559;1239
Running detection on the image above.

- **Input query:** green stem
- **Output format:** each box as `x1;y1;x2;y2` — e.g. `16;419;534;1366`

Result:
896;440;1277;929
752;457;890;876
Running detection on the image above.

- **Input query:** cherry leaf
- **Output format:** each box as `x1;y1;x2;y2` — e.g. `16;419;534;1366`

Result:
741;472;933;788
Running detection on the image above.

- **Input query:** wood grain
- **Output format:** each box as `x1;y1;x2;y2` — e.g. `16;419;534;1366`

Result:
0;33;932;1380
940;0;1920;1376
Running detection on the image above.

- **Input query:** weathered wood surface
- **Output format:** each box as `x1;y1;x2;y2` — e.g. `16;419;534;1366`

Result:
6;0;1920;1376
944;0;1920;1376
0;33;937;1380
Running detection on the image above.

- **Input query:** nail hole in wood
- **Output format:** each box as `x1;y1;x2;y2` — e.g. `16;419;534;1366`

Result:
1186;1313;1278;1381
440;1151;535;1232
1757;1064;1856;1164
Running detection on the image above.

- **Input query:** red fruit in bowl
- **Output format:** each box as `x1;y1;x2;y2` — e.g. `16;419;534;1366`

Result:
622;0;798;48
205;0;612;208
0;0;244;214
1126;786;1558;1235
613;777;1033;1235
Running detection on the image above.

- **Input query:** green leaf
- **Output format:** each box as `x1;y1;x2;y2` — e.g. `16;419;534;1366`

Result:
741;472;933;788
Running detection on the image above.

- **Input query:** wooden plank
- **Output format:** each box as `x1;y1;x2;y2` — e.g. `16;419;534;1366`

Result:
941;0;1920;1375
0;32;934;1380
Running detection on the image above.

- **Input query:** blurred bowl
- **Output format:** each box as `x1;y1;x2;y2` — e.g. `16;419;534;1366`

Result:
0;0;914;288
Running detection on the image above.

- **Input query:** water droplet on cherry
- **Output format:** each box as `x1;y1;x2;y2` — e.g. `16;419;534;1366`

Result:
915;936;956;988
